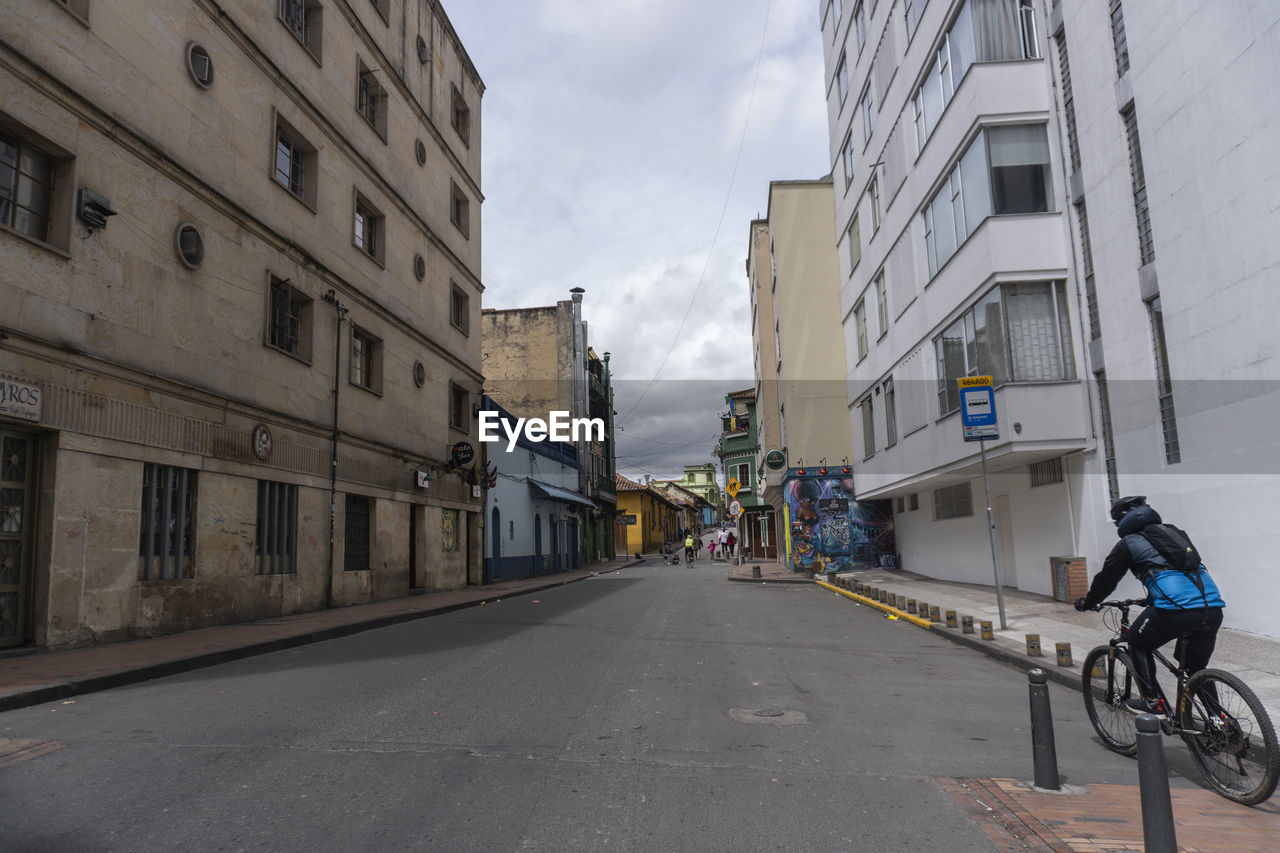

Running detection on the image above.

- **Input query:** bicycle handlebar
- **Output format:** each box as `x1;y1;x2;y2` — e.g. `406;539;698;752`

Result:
1094;598;1149;610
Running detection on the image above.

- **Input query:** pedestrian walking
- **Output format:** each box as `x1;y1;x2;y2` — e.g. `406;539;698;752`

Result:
707;537;717;559
726;530;737;558
718;527;729;560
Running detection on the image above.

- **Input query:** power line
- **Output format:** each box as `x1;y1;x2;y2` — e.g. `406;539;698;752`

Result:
616;0;773;425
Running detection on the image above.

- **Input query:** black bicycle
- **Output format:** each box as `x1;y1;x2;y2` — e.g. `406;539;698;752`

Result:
1081;599;1279;805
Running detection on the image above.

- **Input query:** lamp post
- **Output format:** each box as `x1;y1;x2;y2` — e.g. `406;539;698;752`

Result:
321;289;348;609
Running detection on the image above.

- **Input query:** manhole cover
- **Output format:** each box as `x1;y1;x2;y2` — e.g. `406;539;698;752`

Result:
729;708;808;726
753;709;785;717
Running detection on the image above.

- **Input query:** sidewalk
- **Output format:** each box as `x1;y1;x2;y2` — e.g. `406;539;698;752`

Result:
0;558;642;713
823;567;1280;725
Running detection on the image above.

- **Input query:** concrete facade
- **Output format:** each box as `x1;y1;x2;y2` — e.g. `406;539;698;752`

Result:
0;0;484;649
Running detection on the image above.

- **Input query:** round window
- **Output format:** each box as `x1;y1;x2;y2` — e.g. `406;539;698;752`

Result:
413;360;426;388
413;253;426;281
174;222;204;269
186;43;214;89
415;139;427;166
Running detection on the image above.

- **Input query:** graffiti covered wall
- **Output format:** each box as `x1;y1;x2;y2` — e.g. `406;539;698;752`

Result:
782;473;894;573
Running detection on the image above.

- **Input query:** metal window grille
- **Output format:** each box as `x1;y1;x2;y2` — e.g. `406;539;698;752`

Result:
1122;107;1155;264
1110;0;1130;76
1148;301;1181;464
281;0;309;45
139;464;196;580
861;397;875;459
350;329;373;389
275;129;303;197
884;378;897;446
452;287;469;332
1029;457;1064;488
269;278;301;355
0;132;54;242
452;92;470;143
934;482;972;519
1054;32;1081;172
344;495;370;572
1096;372;1120;500
1074;200;1100;340
876;274;888;335
256;481;297;574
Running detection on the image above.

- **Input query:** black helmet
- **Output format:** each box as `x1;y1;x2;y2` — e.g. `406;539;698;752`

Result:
1110;495;1147;525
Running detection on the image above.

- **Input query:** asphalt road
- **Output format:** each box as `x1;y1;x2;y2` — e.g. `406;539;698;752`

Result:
0;562;1169;852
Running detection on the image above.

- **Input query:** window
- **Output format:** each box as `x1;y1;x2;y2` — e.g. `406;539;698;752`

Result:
861;86;875;143
267;276;312;361
1054;31;1081;173
869;175;881;231
909;492;919;511
884;378;897;446
911;0;1039;151
923;124;1052;277
1075;200;1100;340
450;181;470;238
349;325;380;392
451;85;471;145
1110;0;1130;76
353;192;384;264
861;397;875;459
870;21;898;106
854;298;868;361
279;0;322;62
256;480;297;575
344;494;371;572
842;132;856;187
1148;298;1180;464
1030;457;1064;487
356;60;387;138
186;43;214;89
732;463;751;491
847;213;861;272
0;129;55;244
53;0;90;24
875;272;888;337
904;0;928;40
854;1;867;53
1122;106;1154;265
273;115;317;208
139;464;196;580
450;383;469;431
369;0;389;24
1096;371;1120;500
451;283;470;334
934;281;1075;415
934;482;973;519
836;53;849;104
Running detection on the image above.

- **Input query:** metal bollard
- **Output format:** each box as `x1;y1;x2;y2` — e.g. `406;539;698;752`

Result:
1136;714;1178;852
752;565;761;579
1028;668;1061;790
878;589;888;604
961;614;974;634
945;610;958;628
1026;634;1042;656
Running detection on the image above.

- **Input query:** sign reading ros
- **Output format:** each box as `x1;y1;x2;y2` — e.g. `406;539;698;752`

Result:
478;411;605;452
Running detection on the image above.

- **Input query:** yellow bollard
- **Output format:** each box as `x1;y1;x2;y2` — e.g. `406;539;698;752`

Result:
1026;634;1042;656
906;599;917;614
929;605;941;623
1056;642;1073;667
945;610;958;628
961;615;974;634
980;620;994;640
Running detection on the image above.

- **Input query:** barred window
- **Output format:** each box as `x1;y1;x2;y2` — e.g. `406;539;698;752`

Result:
356;60;387;138
1122;106;1155;265
350;326;380;392
268;276;312;360
1148;299;1180;465
344;495;370;572
139;464;196;580
256;481;297;575
451;85;471;145
934;482;973;519
1096;371;1120;500
354;193;385;263
279;0;322;61
861;396;875;459
451;283;470;334
0;131;55;244
1110;0;1130;76
1029;457;1064;487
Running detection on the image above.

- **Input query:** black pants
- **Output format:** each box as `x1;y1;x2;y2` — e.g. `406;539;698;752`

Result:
1128;606;1224;699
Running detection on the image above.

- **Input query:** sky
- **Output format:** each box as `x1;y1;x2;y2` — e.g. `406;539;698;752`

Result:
445;0;832;486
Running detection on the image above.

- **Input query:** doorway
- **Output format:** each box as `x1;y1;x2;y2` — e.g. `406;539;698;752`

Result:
0;428;36;648
995;494;1018;590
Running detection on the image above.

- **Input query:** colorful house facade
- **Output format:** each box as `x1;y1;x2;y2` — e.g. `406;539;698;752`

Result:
781;468;894;575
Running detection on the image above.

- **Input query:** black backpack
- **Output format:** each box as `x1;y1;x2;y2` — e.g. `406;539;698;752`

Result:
1141;523;1201;573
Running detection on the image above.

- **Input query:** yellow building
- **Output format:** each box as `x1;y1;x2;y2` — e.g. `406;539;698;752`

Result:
614;475;682;555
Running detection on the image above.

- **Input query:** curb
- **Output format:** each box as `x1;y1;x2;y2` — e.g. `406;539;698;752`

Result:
813;579;1084;692
0;560;643;713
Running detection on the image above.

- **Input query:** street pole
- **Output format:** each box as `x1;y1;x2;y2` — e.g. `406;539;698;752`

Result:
979;438;1008;630
321;289;347;610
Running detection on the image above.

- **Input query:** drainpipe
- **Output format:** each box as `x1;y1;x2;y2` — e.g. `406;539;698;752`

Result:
321;289;348;609
569;287;586;489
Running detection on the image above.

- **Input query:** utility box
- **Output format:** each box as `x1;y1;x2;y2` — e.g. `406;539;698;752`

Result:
1050;556;1088;602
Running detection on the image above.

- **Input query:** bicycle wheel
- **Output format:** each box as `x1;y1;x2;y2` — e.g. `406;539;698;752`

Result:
1082;646;1139;756
1180;668;1280;805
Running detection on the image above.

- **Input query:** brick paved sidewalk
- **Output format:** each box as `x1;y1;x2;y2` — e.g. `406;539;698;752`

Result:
0;559;641;712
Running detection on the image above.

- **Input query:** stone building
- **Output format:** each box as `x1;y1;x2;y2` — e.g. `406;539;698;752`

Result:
0;0;484;649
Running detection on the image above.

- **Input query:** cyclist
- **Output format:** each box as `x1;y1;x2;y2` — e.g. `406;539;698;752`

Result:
684;532;696;566
1075;495;1226;715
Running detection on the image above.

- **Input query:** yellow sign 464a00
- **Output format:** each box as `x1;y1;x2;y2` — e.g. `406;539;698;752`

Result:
726;478;740;499
957;375;993;388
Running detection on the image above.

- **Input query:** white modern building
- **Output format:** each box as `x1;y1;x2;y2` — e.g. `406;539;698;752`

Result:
818;0;1280;637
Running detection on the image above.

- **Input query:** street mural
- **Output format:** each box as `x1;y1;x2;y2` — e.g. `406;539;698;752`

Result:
783;474;894;573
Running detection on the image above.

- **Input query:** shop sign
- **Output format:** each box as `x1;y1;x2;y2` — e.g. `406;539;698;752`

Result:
0;375;41;422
